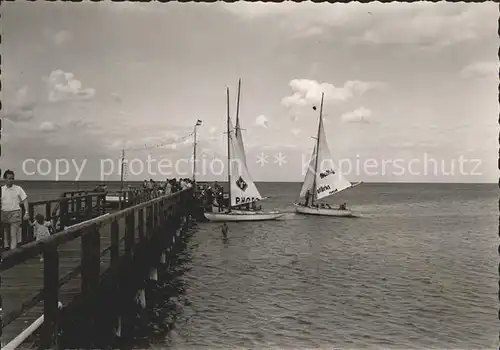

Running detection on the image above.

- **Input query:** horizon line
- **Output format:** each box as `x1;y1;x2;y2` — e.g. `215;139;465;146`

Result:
10;179;498;185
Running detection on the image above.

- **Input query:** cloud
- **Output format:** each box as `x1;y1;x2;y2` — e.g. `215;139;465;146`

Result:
66;118;89;129
222;3;495;48
52;30;72;45
296;26;324;38
46;70;96;102
255;115;269;128
389;141;416;149
111;92;122;103
3;110;113;180
356;6;481;47
291;128;301;136
1;86;35;122
340;107;373;124
109;139;125;151
389;141;440;150
39;121;59;132
2;107;34;123
98;1;164;13
220;2;301;18
460;61;497;79
281;79;384;109
209;126;217;134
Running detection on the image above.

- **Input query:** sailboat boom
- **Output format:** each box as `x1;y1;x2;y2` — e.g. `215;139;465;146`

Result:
317;181;363;201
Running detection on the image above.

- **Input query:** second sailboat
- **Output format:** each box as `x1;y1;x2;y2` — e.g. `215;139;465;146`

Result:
294;92;363;217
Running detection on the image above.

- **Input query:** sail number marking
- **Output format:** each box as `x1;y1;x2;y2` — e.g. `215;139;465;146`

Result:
316;185;338;195
235;197;260;204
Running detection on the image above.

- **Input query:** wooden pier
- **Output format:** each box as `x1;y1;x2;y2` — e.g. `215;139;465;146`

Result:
0;187;195;349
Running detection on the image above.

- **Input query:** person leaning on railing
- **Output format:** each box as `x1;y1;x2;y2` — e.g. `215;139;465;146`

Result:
165;180;172;195
50;193;67;231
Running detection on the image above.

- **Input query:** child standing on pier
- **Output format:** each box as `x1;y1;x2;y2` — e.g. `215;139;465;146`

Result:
29;214;54;261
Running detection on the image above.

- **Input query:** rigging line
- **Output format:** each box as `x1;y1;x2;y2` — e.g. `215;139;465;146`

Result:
126;137;191;152
124;131;195;152
200;149;226;160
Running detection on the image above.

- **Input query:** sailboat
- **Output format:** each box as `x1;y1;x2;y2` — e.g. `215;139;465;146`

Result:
204;86;284;222
233;79;267;202
294;92;362;217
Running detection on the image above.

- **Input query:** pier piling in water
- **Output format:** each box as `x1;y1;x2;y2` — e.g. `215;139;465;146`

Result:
0;187;196;349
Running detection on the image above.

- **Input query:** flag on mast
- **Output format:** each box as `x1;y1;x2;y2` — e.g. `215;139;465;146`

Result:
196;119;202;126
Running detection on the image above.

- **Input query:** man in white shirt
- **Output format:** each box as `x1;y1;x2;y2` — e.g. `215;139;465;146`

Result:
2;170;30;250
165;181;172;195
180;179;187;190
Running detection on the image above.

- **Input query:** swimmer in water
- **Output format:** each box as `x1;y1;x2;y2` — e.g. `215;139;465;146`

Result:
221;222;228;238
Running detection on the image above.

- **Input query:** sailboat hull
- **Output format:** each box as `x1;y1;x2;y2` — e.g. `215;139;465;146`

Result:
204;210;284;222
294;203;353;217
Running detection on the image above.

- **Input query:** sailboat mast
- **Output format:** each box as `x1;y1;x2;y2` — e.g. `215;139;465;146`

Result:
120;148;125;209
235;78;241;130
226;87;232;211
311;92;324;204
193;123;198;183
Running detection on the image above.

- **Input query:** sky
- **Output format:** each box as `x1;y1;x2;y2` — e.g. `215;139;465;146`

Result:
1;1;498;183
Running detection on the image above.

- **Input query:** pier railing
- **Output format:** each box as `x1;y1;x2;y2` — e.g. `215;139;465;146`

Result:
104;187;172;210
16;188;169;245
20;192;107;244
62;190;92;198
0;188;193;348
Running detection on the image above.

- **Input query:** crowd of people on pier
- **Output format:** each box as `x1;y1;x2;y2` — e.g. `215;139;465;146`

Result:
128;178;194;200
92;178;195;204
0;170;234;253
194;182;260;212
131;179;260;213
142;178;194;195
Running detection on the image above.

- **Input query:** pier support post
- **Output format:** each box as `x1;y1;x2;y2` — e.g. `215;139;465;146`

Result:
136;289;146;309
0;271;3;345
138;208;145;241
120;211;136;343
114;317;122;338
80;224;101;347
149;268;158;281
110;218;122;343
41;245;60;349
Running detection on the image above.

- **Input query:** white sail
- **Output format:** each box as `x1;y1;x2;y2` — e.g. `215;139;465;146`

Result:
299;144;316;198
229;122;262;207
313;115;352;200
235;117;247;166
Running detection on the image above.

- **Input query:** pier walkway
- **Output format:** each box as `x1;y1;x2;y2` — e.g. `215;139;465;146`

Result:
0;187;195;349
